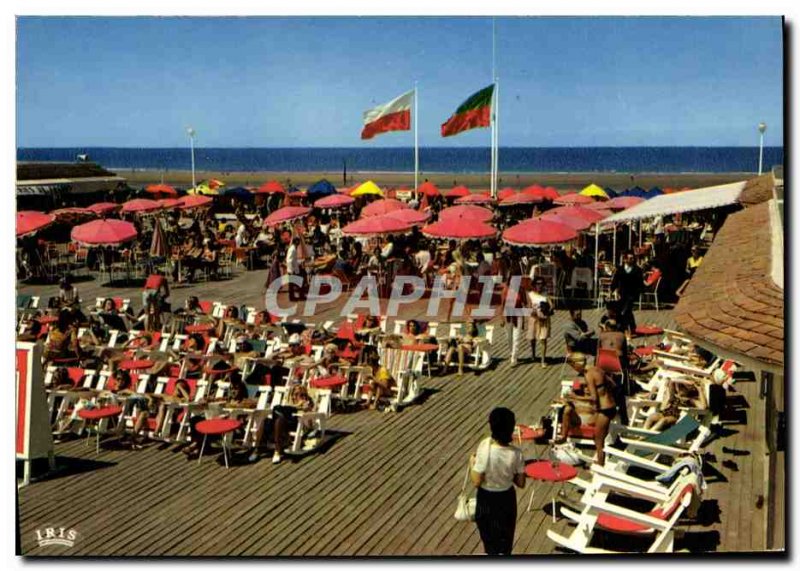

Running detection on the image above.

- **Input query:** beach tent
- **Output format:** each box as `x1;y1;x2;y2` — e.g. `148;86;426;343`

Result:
350;180;384;197
307;179;337;198
579;184;609;200
645;187;664;199
223;187;254;200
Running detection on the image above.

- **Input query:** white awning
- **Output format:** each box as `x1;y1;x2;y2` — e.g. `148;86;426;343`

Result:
602;181;747;224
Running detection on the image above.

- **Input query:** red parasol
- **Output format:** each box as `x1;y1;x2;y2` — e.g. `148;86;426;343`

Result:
341;215;413;237
439;205;494;223
71;219;138;246
417;181;440;197
502;218;578;246
422;217;496;240
17;211;55;237
385;209;431;225
150;219;168;257
586;201;617;211
264;206;312;227
179;195;214;210
361;198;409;217
254;180;286;194
121;198;163;214
554;192;594;205
445;185;471;199
542;187;560;200
86;202;121;216
543;205;608;223
315;194;355;209
498;193;544;207
521;184;546;198
607;196;646;210
455;193;494;205
145;184;178;196
497;187;518;201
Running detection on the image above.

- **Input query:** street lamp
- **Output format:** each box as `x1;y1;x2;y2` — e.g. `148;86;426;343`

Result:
758;122;767;175
187;127;196;189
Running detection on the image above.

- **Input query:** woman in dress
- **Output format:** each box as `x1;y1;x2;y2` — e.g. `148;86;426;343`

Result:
470;407;526;555
526;277;552;367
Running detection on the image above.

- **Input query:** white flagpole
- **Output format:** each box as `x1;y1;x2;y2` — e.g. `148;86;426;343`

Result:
414;82;419;199
493;79;499;199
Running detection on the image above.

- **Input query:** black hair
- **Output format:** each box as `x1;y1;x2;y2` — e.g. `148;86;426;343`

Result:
56;309;72;332
489;407;516;446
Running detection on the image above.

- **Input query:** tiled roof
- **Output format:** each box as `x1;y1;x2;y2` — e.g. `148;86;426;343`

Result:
738;173;774;206
674;201;784;368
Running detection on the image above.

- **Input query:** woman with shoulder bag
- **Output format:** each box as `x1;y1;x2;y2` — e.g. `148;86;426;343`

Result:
470;407;526;555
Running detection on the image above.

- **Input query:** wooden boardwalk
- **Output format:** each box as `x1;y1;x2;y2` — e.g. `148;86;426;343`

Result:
17;269;771;555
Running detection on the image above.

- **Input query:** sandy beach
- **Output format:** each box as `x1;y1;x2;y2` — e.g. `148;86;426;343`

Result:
120;168;754;192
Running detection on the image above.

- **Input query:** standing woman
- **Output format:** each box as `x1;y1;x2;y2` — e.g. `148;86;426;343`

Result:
470;407;526;556
526;277;553;367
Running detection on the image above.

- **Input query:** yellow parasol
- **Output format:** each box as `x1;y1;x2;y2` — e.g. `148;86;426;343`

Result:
188;183;219;196
350;180;384;197
579;183;609;200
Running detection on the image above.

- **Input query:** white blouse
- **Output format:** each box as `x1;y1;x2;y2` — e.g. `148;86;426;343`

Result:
473;437;525;492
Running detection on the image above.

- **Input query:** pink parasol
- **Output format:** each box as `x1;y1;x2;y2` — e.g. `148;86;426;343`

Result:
315;194;355;209
86;202;121;216
455;193;494;205
422;217;496;240
17;211;55;237
439;205;494;223
179;195;214;210
554;192;594;205
341;215;413;237
121;198;163;214
158;198;183;209
264;206;312;227
361;198;409;217
541;213;594;232
543;205;608;223
521;184;546;198
51;207;96;221
607;196;646;210
585;201;617;211
71;219;138;246
502;218;578;246
542;187;560;200
385;209;431;225
498;193;544;207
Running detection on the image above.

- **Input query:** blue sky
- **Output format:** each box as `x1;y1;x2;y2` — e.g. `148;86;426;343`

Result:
16;16;783;147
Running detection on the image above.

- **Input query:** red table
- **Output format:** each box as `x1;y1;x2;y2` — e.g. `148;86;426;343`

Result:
186;323;215;334
78;405;124;454
525;460;579;522
515;424;545;443
36;315;59;324
118;359;154;371
196;418;242;469
309;375;347;389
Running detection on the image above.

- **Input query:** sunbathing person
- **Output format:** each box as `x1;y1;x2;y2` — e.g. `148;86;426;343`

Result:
443;321;480;376
271;384;316;464
644;379;708;431
364;351;395;411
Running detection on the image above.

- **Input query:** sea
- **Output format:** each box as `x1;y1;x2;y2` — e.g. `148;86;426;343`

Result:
17;147;784;174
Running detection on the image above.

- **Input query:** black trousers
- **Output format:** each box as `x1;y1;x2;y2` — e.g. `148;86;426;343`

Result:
475;487;517;555
618;297;638;333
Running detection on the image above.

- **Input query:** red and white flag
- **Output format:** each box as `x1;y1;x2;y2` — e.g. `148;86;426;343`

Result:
361;90;414;140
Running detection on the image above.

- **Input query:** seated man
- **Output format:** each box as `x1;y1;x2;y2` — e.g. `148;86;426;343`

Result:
564;307;596;356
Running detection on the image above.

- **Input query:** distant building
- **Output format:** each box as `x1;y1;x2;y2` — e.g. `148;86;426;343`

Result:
16;161;127;209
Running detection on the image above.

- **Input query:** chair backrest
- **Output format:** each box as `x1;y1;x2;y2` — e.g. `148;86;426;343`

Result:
392;320;407;335
483;324;495;344
134;374;151;393
211;302;227;318
313;389;333;416
254;386;273;410
644;415;701;446
448;323;464;338
271;386;289;409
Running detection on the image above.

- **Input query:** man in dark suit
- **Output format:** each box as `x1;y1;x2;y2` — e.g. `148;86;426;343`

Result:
610;250;644;336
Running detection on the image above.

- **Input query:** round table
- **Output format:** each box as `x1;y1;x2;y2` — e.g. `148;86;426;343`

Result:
118;359;154;371
525;460;579;522
401;343;440;377
196;418;243;469
78;405;124;454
